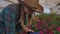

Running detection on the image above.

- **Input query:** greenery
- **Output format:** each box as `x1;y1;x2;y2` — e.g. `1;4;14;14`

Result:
30;13;60;34
20;13;60;34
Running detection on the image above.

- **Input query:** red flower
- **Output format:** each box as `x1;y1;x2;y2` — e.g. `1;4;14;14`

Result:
46;19;49;22
51;24;56;29
27;26;32;29
43;29;47;33
40;31;44;34
37;19;41;23
43;24;48;28
22;31;26;34
38;26;42;30
47;28;52;33
35;24;42;30
37;19;45;25
41;21;45;24
49;30;54;34
57;27;60;31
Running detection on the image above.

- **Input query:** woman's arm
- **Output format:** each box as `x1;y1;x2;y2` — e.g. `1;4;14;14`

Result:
19;6;34;32
27;15;33;26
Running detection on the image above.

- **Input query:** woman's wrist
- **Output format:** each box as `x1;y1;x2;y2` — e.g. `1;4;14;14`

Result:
20;22;26;27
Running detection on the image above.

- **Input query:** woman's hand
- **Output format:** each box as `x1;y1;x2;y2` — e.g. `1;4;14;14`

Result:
20;15;34;32
20;19;34;32
22;25;34;32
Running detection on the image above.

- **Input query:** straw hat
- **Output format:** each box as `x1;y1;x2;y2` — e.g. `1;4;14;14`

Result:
24;0;44;13
18;0;44;13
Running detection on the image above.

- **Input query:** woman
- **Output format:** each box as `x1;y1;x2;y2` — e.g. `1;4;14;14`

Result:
0;0;43;34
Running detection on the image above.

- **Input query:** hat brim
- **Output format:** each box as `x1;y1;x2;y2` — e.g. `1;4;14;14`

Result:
23;0;44;13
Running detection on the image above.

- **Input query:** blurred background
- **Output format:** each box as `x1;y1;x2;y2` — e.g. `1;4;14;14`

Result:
0;0;60;14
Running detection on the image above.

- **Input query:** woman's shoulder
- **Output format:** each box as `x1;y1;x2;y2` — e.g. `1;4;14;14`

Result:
2;4;20;12
8;4;19;7
2;4;19;10
1;4;20;14
6;4;19;9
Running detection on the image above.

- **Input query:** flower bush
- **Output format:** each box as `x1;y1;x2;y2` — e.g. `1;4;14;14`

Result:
29;13;60;34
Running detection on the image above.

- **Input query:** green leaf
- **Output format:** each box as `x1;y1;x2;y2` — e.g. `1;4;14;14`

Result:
54;30;60;34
